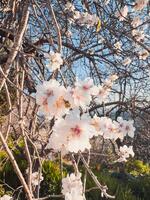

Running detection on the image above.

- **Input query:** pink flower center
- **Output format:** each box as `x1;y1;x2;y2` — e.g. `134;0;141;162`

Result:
83;85;90;91
71;125;82;137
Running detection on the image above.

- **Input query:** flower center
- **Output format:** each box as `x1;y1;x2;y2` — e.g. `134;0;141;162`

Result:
83;85;90;91
71;125;82;137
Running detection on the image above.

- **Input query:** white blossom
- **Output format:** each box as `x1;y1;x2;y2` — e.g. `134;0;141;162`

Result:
65;78;94;109
47;52;63;71
91;115;103;135
117;117;135;138
93;85;110;104
91;116;123;140
36;80;69;118
118;145;135;162
47;109;96;153
74;11;81;20
62;173;85;200
93;75;118;104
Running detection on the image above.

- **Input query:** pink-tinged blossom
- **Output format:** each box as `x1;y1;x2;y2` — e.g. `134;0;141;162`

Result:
36;80;69;118
47;109;96;153
91;116;123;140
104;74;118;88
65;78;94;109
91;115;103;136
75;77;94;95
97;117;123;140
117;145;135;162
133;0;148;11
109;74;118;82
116;6;128;21
62;173;85;200
117;117;135;138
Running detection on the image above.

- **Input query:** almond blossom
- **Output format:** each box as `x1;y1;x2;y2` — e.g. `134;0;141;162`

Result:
117;117;135;138
65;78;94;109
47;52;63;71
62;173;85;200
116;6;128;21
133;0;149;11
74;12;99;28
91;116;124;140
117;145;135;162
36;80;69;118
47;109;96;153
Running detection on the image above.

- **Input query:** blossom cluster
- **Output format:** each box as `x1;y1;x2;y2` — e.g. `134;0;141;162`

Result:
62;173;85;200
36;75;118;119
65;2;99;27
113;0;149;62
36;75;135;155
46;111;135;154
